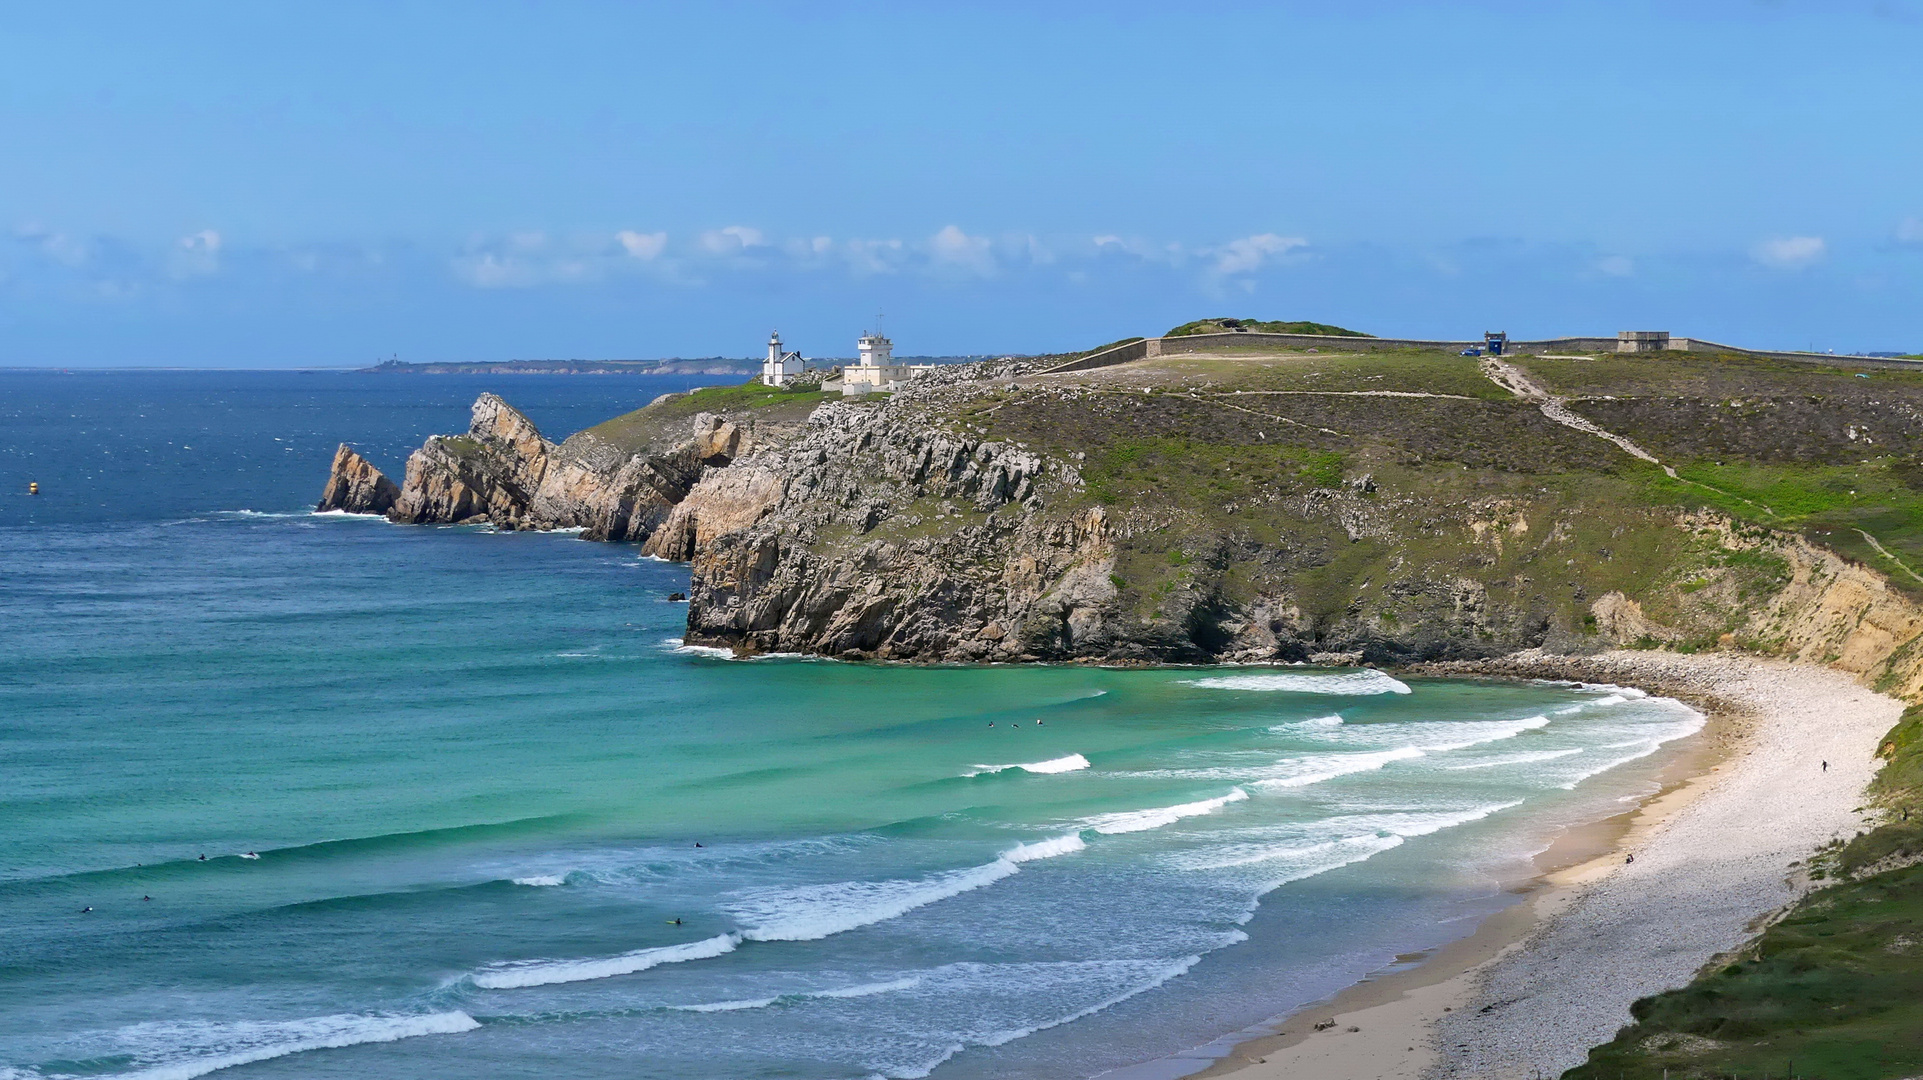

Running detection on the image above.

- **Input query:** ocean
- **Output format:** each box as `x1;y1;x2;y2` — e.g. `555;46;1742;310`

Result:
0;371;1704;1080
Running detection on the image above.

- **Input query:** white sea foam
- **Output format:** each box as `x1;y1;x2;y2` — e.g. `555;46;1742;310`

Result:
969;951;1214;1052
1255;745;1425;788
510;874;566;887
99;1012;479;1080
471;933;741;989
1444;747;1587;770
1555;709;1706;789
812;975;923;998
670;997;778;1013
662;637;735;660
1581;683;1648;699
1590;694;1628;707
726;835;1085;942
966;753;1091;777
1553;705;1584;715
1179;831;1405;873
669;975;921;1014
1002;833;1088;862
1186;670;1412;695
1082;789;1249;835
1416;714;1550;752
1269;714;1344;732
1350;801;1525;838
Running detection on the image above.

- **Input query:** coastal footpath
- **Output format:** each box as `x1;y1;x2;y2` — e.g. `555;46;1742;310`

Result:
323;335;1923;1078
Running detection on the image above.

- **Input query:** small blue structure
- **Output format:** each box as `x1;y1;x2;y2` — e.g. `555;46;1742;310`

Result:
1484;332;1508;357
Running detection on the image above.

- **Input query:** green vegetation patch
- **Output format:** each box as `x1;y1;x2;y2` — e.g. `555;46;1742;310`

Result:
1518;353;1923;400
1165;317;1370;338
1141;348;1515;401
576;379;827;456
1634;461;1923;597
1081;436;1347;511
664;381;828;413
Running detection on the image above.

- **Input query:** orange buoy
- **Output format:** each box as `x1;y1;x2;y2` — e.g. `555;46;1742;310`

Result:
28;482;38;495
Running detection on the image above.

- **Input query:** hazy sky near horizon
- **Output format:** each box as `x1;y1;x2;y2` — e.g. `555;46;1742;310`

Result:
4;1;1921;366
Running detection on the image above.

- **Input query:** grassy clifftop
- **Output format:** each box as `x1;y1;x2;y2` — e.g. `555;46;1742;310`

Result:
1164;317;1371;337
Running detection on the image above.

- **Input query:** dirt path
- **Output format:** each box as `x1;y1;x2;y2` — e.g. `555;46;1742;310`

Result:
1478;358;1670;471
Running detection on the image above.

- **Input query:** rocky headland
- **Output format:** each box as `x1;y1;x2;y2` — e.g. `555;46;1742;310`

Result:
322;344;1923;690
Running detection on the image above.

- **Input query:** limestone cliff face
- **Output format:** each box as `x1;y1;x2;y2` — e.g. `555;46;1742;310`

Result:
316;444;400;514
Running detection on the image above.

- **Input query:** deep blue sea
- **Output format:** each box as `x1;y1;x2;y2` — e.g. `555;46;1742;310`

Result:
0;371;1703;1080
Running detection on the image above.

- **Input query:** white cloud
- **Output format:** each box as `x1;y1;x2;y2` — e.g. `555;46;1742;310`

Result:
15;224;90;267
1211;233;1308;275
616;230;666;259
1596;255;1635;277
1752;235;1826;268
699;225;765;255
169;229;223;277
842;237;905;275
1897;218;1923;246
929;224;995;275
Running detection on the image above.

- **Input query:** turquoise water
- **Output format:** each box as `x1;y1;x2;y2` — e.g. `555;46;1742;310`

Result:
0;373;1704;1080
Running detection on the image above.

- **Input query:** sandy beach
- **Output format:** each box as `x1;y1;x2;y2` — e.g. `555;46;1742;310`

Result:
1118;650;1903;1080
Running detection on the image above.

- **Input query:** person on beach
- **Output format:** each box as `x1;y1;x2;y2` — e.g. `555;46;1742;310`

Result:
1822;760;1829;772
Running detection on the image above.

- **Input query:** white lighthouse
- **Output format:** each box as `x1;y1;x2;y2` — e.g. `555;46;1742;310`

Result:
762;331;803;386
840;329;933;394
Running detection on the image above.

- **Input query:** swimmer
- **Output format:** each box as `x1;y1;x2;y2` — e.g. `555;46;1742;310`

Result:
80;906;92;913
142;895;152;901
694;842;703;848
197;855;206;861
669;917;683;925
241;852;260;860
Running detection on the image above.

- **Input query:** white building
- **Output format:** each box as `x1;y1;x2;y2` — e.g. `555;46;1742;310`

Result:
839;332;933;394
762;331;804;386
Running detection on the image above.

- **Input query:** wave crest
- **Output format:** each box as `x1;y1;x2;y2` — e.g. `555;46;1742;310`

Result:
1186;671;1412;695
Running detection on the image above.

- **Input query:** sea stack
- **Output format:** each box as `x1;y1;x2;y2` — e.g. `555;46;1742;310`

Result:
317;444;401;515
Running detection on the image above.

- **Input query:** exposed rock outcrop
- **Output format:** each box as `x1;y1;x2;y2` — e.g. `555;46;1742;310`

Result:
316;444;400;515
370;393;706;541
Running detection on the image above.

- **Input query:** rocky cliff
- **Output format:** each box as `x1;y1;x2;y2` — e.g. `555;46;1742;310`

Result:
323;347;1923;685
316;444;400;515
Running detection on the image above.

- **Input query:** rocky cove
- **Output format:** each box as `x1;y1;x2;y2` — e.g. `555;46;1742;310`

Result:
318;347;1923;693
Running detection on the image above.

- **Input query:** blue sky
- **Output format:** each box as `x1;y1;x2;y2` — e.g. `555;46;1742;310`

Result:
3;1;1920;366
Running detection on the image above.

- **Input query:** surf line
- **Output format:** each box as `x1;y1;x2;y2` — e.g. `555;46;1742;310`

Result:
468;834;1088;990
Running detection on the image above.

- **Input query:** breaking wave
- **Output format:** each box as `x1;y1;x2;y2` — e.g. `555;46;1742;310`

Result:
1445;747;1586;770
966;753;1091;777
472;933;741;990
1082;789;1249;835
1185;670;1412;695
1256;746;1425;788
726;835;1086;942
87;1012;479;1080
1269;714;1344;732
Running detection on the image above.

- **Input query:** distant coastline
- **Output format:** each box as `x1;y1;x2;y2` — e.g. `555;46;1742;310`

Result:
359;356;1003;375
